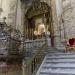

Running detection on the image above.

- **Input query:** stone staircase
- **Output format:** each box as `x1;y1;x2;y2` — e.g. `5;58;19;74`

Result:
36;52;75;75
46;46;64;53
0;21;22;63
0;26;9;60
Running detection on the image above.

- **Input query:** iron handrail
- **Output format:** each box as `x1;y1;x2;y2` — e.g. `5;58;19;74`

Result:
23;39;48;75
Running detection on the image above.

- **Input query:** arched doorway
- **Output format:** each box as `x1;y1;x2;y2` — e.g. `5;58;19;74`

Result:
24;1;54;46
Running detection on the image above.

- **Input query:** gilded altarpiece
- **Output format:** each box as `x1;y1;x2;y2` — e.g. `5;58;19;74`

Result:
24;1;54;45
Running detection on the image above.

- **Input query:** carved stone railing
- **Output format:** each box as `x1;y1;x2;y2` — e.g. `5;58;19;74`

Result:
0;22;21;62
0;37;21;61
20;38;46;55
23;39;46;55
7;37;21;61
8;37;21;55
22;38;48;75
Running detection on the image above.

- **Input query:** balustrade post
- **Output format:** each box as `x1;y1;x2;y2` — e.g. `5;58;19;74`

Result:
34;58;37;69
22;60;25;75
31;61;34;73
33;60;35;72
37;57;40;65
35;58;38;67
22;60;29;75
27;63;32;75
29;63;32;75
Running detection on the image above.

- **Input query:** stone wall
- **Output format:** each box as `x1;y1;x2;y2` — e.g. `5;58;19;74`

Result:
0;0;10;18
7;0;17;27
50;0;65;49
0;0;23;34
0;0;17;26
0;62;22;75
62;0;75;40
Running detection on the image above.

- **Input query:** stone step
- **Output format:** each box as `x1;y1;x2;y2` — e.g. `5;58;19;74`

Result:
47;50;58;52
42;63;75;68
36;52;75;75
39;73;75;75
47;52;75;56
44;60;75;64
39;69;75;75
45;55;75;59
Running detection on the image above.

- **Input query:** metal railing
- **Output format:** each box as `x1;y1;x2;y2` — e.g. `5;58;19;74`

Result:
22;38;48;75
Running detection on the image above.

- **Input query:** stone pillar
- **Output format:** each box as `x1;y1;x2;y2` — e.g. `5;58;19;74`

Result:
16;0;22;33
50;0;65;50
22;60;25;75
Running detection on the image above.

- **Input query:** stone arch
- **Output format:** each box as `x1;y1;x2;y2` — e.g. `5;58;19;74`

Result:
24;1;54;46
25;2;50;19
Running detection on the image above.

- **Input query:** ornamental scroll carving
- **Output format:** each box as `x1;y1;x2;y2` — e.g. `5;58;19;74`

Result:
26;2;50;19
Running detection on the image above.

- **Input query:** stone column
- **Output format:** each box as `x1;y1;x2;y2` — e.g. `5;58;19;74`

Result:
22;60;25;75
16;0;22;33
50;0;65;50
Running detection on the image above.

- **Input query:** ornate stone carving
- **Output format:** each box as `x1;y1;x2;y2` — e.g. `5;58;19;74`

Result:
26;2;50;19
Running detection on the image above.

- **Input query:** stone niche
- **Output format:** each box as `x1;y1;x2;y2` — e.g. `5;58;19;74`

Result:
25;1;52;40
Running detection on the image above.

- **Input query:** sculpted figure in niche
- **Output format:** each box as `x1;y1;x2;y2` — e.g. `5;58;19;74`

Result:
34;23;46;38
37;23;46;35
